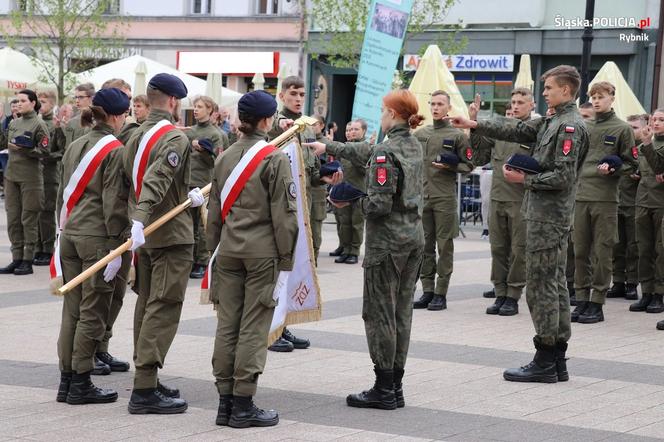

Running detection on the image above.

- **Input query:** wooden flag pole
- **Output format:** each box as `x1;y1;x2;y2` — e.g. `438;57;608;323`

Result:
57;116;315;295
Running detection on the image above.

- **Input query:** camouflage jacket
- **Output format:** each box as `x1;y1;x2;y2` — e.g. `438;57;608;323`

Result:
473;100;589;227
323;137;371;191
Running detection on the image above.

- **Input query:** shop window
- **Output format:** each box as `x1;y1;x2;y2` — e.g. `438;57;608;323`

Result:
256;0;279;14
456;73;513;117
191;0;212;15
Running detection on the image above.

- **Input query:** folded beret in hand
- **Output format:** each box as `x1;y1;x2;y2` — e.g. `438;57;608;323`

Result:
434;152;460;167
329;182;367;202
11;134;33;148
506;153;542;174
198;138;214;154
598;155;623;171
320;160;342;177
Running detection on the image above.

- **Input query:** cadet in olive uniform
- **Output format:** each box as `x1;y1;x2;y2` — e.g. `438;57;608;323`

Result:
470;88;535;316
188;96;225;279
207;91;298;428
413;90;474;311
330;121;355;258
572;82;638;324
629;110;664;317
450;65;589;383
607;114;645;300
64;83;95;151
33;91;61;266
0;89;49;276
124;74;200;414
334;119;368;264
55;88;130;405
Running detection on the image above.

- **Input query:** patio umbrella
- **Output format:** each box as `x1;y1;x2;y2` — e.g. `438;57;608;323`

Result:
133;60;148;96
205;72;223;106
514;54;534;91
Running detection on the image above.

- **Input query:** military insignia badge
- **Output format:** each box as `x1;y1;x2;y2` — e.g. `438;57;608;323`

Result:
376;167;387;185
167;151;179;167
565;126;575;133
604;135;616;146
41;136;49;148
376;155;387;163
465;148;473;160
632;146;639;159
288;182;297;199
442;139;454;148
562;139;573;156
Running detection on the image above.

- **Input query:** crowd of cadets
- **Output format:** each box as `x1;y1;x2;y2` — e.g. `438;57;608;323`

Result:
0;65;663;423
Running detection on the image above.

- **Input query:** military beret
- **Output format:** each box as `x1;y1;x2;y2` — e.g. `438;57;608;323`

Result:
148;73;188;99
93;88;130;116
11;134;33;148
329;182;367;202
435;152;460;167
198;138;214;154
598;155;623;171
320;160;342;177
238;90;277;118
506;153;542;174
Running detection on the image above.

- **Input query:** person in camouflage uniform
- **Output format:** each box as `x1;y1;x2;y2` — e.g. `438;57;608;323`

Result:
449;65;589;383
607;114;645;301
322;90;424;410
470;88;535;316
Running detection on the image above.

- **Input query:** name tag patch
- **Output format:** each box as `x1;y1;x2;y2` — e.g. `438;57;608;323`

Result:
604;135;616;146
442;139;454;148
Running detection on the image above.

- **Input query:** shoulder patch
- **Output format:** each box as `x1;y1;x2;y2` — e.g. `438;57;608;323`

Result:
565;126;575;133
562;139;573;156
167;151;180;167
632;146;639;159
40;136;48;148
376;167;387;185
465;147;473;160
288;182;297;199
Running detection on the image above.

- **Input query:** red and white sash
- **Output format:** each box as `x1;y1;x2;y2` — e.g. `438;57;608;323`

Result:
200;140;277;296
132;119;176;198
50;134;123;285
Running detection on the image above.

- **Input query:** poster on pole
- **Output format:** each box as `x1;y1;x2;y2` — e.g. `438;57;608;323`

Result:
351;0;414;137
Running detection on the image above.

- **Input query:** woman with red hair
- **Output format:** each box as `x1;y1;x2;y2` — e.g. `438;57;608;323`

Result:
310;89;425;410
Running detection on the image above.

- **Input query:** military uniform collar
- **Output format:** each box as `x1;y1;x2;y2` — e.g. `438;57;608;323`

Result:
654;134;664;142
41;111;53;120
385;123;410;137
242;130;267;144
148;108;175;124
22;110;37;120
93;122;115;135
196;119;211;127
281;108;301;120
553;101;577;115
433;118;450;129
595;110;615;123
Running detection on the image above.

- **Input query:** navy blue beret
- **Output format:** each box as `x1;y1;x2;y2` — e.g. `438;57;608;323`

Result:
11;134;33;148
506;153;542;174
598;155;623;171
238;90;277;118
93;88;130;116
198;138;214;154
320;160;342;177
435;153;460;167
330;182;367;202
148;73;188;99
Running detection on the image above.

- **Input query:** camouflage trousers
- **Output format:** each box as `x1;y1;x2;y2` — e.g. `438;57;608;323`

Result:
525;221;571;347
362;247;423;370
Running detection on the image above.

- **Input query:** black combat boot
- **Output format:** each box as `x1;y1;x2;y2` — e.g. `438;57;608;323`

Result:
13;260;33;276
347;368;397;410
657;320;664;330
624;283;639;300
393;368;405;408
413;291;433;309
329;246;343;257
483;288;496;298
282;328;310;349
215;394;233;426
128;388;188;414
334;254;349;263
629;293;653;312
570;301;588;322
499;297;519;316
96;352;130;372
646;294;664;313
157;380;180;398
229;395;279;428
0;260;20;274
486;297;505;315
66;371;118;404
92;356;111;375
606;282;625;298
577;302;604;324
189;264;205;279
33;252;52;266
345;255;358;264
503;339;558;383
427;295;446;311
268;337;294;352
57;371;72;403
555;341;569;382
567;282;577;306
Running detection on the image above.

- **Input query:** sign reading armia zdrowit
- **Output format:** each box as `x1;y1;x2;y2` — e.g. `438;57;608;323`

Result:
352;0;415;138
403;54;515;72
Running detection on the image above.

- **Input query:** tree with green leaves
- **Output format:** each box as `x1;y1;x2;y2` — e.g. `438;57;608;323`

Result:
1;0;127;104
309;0;467;72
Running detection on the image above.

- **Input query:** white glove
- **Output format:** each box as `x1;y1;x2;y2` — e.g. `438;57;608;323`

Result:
188;187;205;208
103;255;122;283
130;220;145;251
